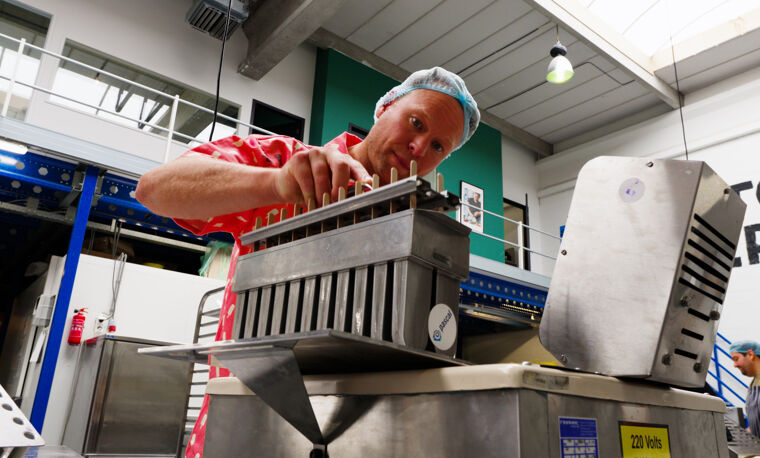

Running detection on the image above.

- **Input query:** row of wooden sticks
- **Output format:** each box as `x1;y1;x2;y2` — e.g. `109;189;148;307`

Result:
250;159;445;230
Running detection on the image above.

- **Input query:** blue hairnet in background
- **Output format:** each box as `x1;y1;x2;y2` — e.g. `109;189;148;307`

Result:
729;340;760;354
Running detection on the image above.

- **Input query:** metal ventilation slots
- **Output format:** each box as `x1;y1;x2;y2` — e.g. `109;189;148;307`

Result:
186;0;249;40
678;212;736;305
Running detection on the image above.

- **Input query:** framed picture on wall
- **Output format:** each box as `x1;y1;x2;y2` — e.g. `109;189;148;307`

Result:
458;181;484;233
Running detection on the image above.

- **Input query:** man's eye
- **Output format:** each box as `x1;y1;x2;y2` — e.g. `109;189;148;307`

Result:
412;117;422;129
432;141;443;153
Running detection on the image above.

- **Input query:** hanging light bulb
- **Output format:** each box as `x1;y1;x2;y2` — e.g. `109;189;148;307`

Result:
546;28;574;84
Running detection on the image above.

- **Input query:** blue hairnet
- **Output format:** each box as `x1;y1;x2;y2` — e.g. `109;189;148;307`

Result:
374;67;480;152
729;340;760;354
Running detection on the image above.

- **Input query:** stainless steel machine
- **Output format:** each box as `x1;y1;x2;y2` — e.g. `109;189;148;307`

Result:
540;157;747;387
141;160;747;457
231;176;470;357
62;336;191;457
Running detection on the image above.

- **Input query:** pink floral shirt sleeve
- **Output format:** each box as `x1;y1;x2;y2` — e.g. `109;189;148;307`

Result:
174;132;362;458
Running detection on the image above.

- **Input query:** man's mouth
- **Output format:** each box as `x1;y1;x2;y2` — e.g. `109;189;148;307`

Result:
392;151;410;172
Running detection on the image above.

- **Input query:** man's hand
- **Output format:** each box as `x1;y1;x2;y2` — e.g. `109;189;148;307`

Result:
275;144;371;206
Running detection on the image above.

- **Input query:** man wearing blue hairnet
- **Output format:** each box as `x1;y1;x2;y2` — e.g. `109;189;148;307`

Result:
730;340;760;437
137;67;480;458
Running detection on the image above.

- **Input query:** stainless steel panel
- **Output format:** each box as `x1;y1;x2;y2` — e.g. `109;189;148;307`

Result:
351;266;369;336
370;263;389;341
284;280;302;334
231;292;246;340
316;273;334;330
243;288;259;339
300;277;317;332
205;390;521;457
391;259;432;350
333;269;351;332
15;446;83;457
203;385;724;457
137;331;465;373
233;210;470;292
256;286;273;337
434;272;460;356
270;283;287;335
546;392;727;457
540;157;746;387
64;337;191;456
517;390;550;458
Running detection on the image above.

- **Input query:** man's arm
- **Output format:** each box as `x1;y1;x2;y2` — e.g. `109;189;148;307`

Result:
136;144;371;220
135;156;280;220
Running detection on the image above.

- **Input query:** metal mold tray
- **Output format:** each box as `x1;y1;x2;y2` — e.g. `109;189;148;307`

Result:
138;330;467;374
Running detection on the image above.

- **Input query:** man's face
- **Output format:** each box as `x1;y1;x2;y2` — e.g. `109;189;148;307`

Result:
362;89;464;183
732;351;757;376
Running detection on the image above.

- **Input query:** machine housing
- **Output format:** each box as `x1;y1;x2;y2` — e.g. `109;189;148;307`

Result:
540;156;746;388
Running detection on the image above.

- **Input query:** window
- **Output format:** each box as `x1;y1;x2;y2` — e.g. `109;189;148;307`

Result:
503;197;530;270
50;41;239;144
0;0;50;120
250;99;304;140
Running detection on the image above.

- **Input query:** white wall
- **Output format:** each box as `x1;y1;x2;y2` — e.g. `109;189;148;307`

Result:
535;65;760;404
41;254;224;445
501;135;557;273
20;0;317;163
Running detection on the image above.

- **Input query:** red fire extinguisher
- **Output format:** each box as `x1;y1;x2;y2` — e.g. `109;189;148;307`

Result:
67;308;87;346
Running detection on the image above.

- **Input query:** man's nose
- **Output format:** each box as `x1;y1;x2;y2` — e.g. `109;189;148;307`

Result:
408;138;427;158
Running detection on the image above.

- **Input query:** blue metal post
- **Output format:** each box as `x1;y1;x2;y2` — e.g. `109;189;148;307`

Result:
30;166;99;431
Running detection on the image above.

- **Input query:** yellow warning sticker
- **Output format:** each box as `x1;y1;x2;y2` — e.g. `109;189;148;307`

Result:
619;423;671;458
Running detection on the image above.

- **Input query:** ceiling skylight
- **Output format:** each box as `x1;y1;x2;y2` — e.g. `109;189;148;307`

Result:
577;0;760;57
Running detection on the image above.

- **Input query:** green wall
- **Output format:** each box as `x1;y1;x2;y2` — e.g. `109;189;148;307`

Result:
310;49;505;262
438;123;504;261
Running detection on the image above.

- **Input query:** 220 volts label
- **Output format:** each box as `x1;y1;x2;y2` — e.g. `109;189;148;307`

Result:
619;423;671;458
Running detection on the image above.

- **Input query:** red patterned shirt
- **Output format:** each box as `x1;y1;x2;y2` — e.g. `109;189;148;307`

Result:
174;132;362;458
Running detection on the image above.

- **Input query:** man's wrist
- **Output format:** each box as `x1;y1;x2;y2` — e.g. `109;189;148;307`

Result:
244;167;284;207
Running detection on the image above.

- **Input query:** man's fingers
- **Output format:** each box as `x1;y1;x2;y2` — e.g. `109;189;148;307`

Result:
309;149;331;206
348;158;372;184
289;157;315;206
329;160;350;200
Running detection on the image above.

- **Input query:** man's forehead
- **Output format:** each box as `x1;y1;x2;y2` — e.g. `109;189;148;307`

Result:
397;90;464;143
402;88;459;109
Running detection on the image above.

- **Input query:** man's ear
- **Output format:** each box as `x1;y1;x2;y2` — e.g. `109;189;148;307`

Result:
748;350;756;360
375;100;393;119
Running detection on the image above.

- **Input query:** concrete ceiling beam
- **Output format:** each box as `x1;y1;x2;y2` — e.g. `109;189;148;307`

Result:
238;0;348;80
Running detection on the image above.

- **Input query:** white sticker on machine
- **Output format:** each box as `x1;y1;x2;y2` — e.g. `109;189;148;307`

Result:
619;177;645;203
428;303;456;350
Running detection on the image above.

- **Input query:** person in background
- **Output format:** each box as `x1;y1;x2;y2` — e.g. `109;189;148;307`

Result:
136;66;480;458
730;340;760;437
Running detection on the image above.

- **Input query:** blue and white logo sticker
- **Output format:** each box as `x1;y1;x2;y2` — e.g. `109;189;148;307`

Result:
619;177;645;203
428;303;456;350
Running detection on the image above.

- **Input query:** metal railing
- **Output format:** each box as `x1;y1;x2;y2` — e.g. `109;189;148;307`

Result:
708;332;748;407
1;31;562;269
0;32;276;163
459;200;561;269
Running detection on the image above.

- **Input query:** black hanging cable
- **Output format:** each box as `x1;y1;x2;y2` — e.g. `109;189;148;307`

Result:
209;0;234;141
666;1;689;160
